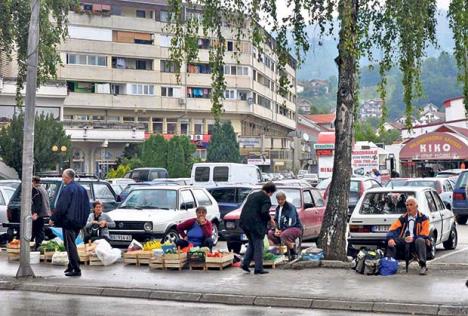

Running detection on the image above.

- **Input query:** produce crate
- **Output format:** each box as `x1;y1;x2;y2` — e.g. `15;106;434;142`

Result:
6;248;20;262
89;254;104;266
205;252;234;270
252;255;286;269
43;251;55;262
149;256;164;270
163;252;187;271
123;250;141;265
188;252;206;271
137;251;153;265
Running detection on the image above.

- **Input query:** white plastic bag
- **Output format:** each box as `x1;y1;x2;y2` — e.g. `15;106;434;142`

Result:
95;239;122;266
51;252;69;266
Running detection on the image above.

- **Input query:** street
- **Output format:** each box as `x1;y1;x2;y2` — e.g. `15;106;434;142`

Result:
0;291;398;316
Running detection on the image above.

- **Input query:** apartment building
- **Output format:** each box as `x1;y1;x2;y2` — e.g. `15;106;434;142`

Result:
0;0;298;174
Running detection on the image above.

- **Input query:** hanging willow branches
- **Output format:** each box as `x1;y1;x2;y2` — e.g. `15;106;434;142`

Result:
448;0;468;111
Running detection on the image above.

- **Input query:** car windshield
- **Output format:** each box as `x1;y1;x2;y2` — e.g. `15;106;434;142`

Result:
386;179;408;187
359;191;416;215
271;189;301;208
316;178;331;190
404;181;437;189
120;189;177;210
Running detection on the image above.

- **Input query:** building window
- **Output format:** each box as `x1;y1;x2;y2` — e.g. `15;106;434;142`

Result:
106;116;120;122
180;121;189;135
167;119;177;134
187;87;211;99
159;10;170;22
227;41;234;52
129;84;155;96
123;116;135;123
187;63;211;74
238;90;249;101
67;54;107;66
136;10;146;18
257;95;271;109
161;87;174;97
207;123;214;135
223;65;249;76
194;120;203;134
224;89;236;100
152;118;163;133
113;31;153;45
160;60;176;73
138;117;149;131
159;35;172;47
197;38;210;49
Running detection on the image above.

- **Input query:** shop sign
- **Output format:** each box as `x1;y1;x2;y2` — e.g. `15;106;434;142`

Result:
316;149;333;156
318;156;334;179
400;132;468;160
314;143;335;150
247;158;271;166
351;149;379;175
238;137;261;148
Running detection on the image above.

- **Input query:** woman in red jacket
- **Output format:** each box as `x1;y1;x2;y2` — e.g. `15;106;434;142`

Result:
176;206;214;250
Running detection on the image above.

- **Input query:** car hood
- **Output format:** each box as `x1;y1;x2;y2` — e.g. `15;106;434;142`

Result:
108;208;178;222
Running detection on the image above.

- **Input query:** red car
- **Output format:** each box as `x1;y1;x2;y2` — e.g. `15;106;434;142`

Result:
221;186;326;253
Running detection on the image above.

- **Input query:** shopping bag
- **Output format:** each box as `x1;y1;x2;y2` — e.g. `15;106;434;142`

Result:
95;239;122;266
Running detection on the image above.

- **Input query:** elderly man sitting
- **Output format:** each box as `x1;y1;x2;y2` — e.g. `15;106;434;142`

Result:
268;191;303;258
386;196;430;275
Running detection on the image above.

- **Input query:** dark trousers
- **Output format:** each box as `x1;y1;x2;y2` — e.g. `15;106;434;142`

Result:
175;238;214;251
63;228;81;272
31;217;45;249
242;232;264;272
386;237;427;266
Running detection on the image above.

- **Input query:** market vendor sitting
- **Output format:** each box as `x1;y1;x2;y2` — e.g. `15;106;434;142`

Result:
176;206;214;251
84;201;115;243
268;191;303;256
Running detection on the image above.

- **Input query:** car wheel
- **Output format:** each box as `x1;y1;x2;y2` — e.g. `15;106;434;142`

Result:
163;229;179;244
443;226;458;250
427;234;436;260
211;222;219;246
227;241;241;254
456;216;468;225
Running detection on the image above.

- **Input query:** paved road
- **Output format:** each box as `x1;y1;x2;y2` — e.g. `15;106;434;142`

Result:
0;291;394;316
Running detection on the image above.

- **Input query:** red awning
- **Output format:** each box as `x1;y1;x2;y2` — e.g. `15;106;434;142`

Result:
317;132;335;144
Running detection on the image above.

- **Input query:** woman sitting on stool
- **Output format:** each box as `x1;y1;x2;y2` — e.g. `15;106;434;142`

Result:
176;206;214;250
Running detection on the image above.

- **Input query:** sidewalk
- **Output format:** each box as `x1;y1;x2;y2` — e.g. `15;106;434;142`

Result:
0;256;467;315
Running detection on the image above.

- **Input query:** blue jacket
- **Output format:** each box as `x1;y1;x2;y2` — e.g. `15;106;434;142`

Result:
274;202;303;230
51;181;90;229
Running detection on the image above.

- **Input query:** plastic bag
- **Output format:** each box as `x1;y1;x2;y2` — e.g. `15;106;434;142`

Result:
379;257;399;276
51;251;69;266
263;235;270;250
127;239;143;252
49;227;84;245
95;239;122;266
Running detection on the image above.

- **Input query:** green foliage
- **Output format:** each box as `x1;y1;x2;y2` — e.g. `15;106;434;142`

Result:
0;0;78;106
0;114;71;174
141;135;167;168
207;122;240;163
106;164;131;179
354;119;401;145
448;0;468;111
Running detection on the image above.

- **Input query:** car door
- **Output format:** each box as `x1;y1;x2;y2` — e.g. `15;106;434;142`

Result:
93;182;118;212
0;191;7;233
311;188;326;235
424;190;443;244
192;188;217;221
431;190;453;241
179;189;197;222
440;180;453;209
302;190;317;237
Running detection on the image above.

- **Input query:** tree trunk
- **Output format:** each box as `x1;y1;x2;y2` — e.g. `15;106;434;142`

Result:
17;0;40;278
318;0;359;261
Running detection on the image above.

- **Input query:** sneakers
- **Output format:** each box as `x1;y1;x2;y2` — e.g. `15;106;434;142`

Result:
419;265;428;275
254;270;269;275
241;265;251;273
65;270;81;277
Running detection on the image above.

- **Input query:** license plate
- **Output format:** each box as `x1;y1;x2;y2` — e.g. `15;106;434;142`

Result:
241;234;248;241
110;234;132;241
372;225;389;233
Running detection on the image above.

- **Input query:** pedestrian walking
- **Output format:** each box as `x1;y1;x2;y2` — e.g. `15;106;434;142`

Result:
31;176;50;250
239;182;276;274
49;169;90;277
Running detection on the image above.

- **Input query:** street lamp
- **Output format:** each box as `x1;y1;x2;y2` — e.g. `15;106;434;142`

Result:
52;144;67;172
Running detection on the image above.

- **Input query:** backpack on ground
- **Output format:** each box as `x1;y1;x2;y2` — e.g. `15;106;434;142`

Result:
379;257;399;276
355;248;383;275
354;249;368;274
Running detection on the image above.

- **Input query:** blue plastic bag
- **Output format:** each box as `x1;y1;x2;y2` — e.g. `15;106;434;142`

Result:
379;257;399;276
49;227;84;245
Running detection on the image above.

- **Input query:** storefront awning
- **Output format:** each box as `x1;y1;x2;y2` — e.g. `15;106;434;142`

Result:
400;132;468;161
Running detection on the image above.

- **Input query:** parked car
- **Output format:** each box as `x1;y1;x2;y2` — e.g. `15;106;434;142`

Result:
385;178;409;188
324;177;382;217
0;186;17;234
403;178;454;210
107;186;221;247
316;178;332;198
191;163;262;188
222;185;326;253
152;178;191;186
347;187;457;258
301;174;319;187
107;178;135;186
4;177;118;241
273;179;311;188
125;168;169;182
451;171;468;224
436;169;464;178
207;185;256;220
117;182;155;202
0;180;21;189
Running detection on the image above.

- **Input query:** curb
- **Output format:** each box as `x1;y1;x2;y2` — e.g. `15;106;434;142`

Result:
0;280;467;315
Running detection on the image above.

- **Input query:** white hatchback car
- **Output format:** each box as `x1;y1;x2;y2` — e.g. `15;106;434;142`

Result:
107;186;221;246
347;187;457;259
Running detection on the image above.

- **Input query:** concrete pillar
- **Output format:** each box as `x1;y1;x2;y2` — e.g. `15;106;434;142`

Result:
163;117;167;134
148;116;154;133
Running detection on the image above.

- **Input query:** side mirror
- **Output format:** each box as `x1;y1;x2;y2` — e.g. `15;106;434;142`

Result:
180;202;194;210
116;195;122;203
444;201;451;210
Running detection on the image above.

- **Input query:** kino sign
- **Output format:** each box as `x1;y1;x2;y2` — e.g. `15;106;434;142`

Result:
419;143;451;153
399;132;468;161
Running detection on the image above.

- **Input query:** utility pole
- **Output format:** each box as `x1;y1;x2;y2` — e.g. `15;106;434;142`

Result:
17;0;40;278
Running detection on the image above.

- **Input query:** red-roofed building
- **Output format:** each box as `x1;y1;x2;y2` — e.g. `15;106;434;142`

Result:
306;113;336;130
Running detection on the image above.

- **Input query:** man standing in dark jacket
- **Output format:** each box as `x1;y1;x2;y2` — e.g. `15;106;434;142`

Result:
239;182;276;274
50;169;90;277
31;178;47;250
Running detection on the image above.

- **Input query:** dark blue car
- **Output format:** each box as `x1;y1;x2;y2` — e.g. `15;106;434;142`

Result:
207;186;255;220
452;171;468;224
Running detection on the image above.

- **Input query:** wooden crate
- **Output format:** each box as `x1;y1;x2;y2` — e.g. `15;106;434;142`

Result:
149;256;164;270
163;253;187;271
259;256;286;269
89;254;104;266
137;251;153;265
205;253;234;270
123;251;141;265
43;251;55;262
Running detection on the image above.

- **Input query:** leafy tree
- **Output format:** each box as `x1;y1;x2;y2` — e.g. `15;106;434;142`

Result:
0;114;71;174
0;0;77;106
207;122;240;163
107;164;131;179
178;135;197;176
141;135;167;168
355;120;401;145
